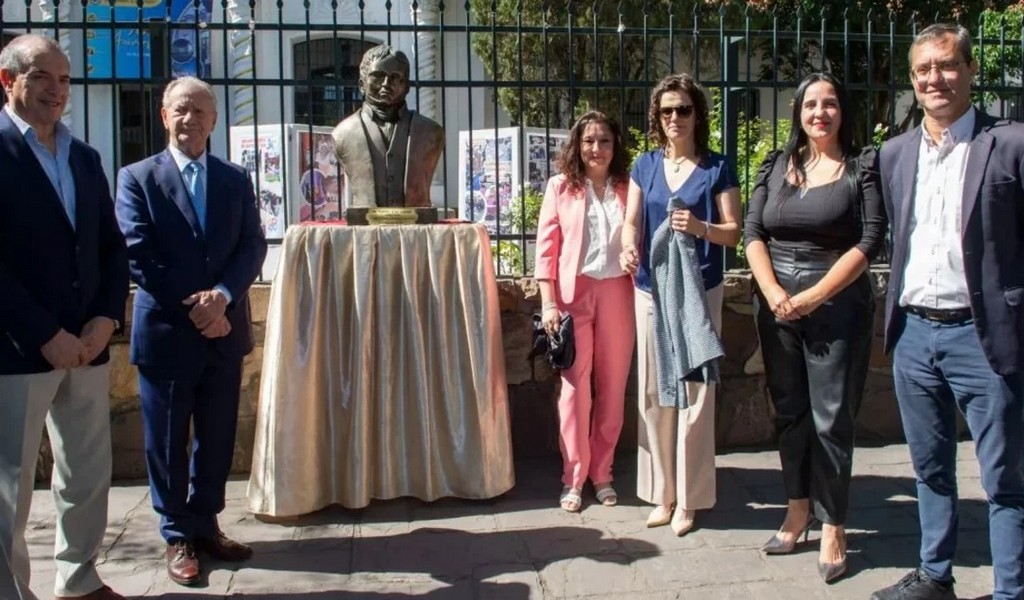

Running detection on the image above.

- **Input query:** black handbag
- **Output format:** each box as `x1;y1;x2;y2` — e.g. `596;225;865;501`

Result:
528;312;576;370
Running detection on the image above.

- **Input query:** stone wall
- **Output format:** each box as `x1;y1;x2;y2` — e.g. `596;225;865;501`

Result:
34;270;905;481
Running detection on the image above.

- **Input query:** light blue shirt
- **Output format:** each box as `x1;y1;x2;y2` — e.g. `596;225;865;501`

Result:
166;145;233;304
167;144;208;225
5;105;76;229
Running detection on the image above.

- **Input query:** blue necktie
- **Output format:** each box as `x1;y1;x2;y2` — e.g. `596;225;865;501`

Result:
185;161;206;232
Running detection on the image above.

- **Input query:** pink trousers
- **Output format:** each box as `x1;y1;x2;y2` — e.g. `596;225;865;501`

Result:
557;274;636;489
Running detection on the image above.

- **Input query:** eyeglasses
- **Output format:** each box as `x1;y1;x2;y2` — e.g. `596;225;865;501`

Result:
910;60;963;81
659;104;695;119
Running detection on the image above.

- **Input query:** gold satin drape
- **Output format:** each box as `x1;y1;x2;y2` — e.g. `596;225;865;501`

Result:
248;224;515;517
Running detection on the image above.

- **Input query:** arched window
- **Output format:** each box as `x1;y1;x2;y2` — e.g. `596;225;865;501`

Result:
293;37;375;127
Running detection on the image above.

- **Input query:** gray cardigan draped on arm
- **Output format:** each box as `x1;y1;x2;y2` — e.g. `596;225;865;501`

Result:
649;196;725;409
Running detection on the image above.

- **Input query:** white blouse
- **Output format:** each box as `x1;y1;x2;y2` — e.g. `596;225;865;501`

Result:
579;178;625;279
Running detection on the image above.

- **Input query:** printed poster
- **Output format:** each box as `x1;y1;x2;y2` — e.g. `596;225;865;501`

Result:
525;130;568;193
295;130;345;224
458;128;517;235
232;131;285;239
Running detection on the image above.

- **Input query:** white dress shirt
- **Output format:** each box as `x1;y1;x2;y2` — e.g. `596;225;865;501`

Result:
899;108;974;310
579;178;625;279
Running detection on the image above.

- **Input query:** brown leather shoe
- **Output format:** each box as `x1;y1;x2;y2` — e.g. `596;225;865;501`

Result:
195;530;253;561
165;539;201;586
55;585;126;600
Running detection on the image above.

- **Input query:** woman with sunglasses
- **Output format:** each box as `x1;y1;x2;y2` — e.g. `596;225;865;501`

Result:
620;74;742;534
535;111;636;512
745;72;885;583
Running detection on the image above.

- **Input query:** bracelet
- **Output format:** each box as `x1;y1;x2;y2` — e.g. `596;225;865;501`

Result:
542;301;559;312
699;221;710;238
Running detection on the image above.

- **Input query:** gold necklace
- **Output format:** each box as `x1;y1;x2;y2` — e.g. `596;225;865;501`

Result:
665;152;688;173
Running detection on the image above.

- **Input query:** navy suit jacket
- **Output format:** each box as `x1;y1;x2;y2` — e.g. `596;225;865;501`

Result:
0;110;129;375
881;109;1024;375
115;149;267;376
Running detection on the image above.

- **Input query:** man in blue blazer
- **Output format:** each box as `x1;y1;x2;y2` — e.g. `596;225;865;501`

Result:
0;35;128;600
872;24;1024;600
115;76;266;586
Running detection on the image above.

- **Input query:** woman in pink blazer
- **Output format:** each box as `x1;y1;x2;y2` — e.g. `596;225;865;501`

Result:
535;111;636;512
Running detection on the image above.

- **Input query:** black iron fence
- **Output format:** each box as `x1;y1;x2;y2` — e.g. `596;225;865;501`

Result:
1;1;1021;276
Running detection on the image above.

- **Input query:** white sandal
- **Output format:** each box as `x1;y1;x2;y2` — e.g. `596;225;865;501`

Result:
560;487;583;512
594;484;618;506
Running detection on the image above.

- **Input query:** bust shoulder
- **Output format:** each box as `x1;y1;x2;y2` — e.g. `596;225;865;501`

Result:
332;112;366;150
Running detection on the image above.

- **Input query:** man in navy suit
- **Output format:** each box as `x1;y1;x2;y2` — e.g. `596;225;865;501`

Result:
872;23;1024;600
115;76;266;586
0;34;128;600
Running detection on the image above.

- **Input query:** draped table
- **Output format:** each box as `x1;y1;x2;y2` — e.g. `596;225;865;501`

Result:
247;223;515;517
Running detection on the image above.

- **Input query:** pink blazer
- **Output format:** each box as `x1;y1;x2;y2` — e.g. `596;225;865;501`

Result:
534;174;628;305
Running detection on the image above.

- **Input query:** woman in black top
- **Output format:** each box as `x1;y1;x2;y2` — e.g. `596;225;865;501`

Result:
744;72;886;583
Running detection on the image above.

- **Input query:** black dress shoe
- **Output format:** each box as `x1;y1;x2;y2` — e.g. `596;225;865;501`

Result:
195;530;254;561
870;569;956;600
165;540;200;586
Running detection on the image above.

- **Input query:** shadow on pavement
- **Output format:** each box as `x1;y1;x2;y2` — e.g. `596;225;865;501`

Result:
145;581;531;599
241;524;656;574
706;465;993;581
128;455;994;595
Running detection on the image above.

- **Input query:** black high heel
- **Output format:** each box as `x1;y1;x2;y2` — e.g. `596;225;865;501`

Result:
761;517;816;555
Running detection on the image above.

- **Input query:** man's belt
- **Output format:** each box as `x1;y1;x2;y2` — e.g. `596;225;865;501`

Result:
904;305;973;323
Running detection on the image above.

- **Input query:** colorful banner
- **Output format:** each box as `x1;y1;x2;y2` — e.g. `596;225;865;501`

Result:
85;0;212;79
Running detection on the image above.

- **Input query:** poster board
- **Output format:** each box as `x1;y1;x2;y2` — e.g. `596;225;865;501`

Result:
457;126;568;235
229;124;344;242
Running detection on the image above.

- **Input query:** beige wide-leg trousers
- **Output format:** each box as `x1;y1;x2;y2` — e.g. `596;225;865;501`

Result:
635;285;723;510
0;364;112;600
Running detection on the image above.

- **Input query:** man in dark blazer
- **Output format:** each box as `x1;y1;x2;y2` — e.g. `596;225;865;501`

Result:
872;23;1024;600
0;34;128;600
115;76;266;586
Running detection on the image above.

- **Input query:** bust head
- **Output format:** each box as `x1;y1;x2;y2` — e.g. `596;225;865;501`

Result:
358;45;410;113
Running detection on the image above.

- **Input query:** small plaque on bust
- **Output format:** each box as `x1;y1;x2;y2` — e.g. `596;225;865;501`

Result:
345;206;438;225
367;208;418;225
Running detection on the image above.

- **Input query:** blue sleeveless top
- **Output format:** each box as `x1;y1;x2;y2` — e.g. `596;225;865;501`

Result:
630;150;739;291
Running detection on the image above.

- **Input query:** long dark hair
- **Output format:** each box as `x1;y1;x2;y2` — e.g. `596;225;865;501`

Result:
557;111;630;191
646;73;711;161
781;72;857;189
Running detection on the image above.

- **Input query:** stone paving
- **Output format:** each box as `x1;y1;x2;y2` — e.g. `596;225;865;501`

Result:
25;443;995;600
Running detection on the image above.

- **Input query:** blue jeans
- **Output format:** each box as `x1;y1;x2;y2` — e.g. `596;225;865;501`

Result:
892;312;1024;599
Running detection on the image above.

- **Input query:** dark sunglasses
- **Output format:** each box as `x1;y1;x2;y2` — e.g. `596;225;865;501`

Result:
659;104;695;119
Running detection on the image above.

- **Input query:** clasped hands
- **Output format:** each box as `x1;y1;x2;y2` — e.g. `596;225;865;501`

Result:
39;289;231;371
183;289;232;339
39;317;117;370
763;284;826;321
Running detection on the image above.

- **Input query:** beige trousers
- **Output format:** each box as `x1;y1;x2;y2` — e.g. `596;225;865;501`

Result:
0;364;112;600
635;284;723;510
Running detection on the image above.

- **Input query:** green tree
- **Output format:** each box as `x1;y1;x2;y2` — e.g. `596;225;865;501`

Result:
733;0;1021;137
469;0;701;129
469;0;1021;141
975;6;1024;108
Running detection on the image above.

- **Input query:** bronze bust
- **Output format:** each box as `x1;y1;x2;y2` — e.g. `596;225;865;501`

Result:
332;44;445;208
